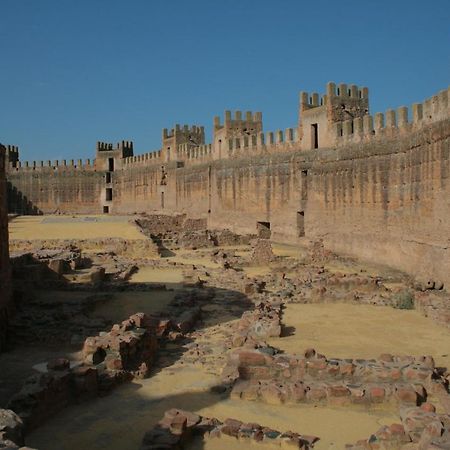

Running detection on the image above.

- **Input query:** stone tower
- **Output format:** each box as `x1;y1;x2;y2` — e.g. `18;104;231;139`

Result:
213;110;263;159
298;82;369;149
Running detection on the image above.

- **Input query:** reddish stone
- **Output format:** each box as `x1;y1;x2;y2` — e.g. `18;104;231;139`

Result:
369;386;385;401
395;386;418;404
169;414;187;434
388;423;406;435
420;402;436;413
237;350;267;366
327;385;350;397
304;348;316;359
306;385;327;402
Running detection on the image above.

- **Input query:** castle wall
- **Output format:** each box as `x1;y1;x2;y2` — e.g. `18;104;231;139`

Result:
5;85;449;287
308;118;450;286
6;163;103;214
0;145;11;351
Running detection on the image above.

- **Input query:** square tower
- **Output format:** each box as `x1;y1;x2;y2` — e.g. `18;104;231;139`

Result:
299;82;369;149
213;110;263;159
161;125;205;162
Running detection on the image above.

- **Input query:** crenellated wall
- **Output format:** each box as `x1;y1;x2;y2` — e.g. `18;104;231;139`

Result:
4;83;450;285
0;144;11;351
6;161;102;214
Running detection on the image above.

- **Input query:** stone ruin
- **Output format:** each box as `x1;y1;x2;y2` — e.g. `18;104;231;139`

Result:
140;409;319;449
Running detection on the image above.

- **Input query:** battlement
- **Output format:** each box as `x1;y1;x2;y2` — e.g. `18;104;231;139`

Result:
122;150;162;167
96;140;134;153
9;158;95;172
176;143;212;163
162;125;205;141
333;86;449;146
213;110;263;129
5;145;20;168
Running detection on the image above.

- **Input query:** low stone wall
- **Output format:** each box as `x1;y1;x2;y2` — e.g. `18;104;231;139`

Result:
140;409;319;450
82;312;158;380
231;300;282;347
228;348;436;385
346;405;450;449
135;214;206;235
7;361;98;431
9;237;159;259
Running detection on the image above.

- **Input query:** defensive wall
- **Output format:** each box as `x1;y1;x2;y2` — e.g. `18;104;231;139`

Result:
0;144;11;351
4;82;450;286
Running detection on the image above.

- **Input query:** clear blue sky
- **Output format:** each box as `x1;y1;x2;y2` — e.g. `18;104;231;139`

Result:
1;0;449;162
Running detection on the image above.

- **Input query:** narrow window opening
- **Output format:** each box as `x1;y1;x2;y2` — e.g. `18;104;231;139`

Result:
108;158;114;172
161;191;165;209
105;172;112;183
301;169;308;201
297;211;305;237
106;188;113;201
311;123;319;149
256;221;271;239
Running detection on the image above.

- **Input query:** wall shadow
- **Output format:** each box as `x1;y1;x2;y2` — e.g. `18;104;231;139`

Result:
7;182;43;215
4;272;255;450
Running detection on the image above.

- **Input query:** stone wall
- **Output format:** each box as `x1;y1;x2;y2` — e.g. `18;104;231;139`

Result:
5;98;450;287
0;145;11;352
6;164;102;214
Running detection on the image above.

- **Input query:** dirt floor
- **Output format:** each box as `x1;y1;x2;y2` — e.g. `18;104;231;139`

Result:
4;215;450;450
268;303;450;367
8;215;145;240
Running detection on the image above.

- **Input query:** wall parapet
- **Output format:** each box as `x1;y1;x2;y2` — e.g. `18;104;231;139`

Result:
122;150;162;168
333;86;449;146
8;158;96;172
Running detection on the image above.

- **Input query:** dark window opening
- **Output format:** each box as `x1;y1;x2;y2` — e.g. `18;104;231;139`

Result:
103;206;109;214
108;158;114;172
106;188;113;201
351;121;354;134
311;123;319;149
161;191;165;209
105;172;112;183
301;169;308;201
256;221;271;239
297;211;305;237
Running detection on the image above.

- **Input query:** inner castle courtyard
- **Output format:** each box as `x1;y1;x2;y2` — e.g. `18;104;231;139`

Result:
0;77;449;449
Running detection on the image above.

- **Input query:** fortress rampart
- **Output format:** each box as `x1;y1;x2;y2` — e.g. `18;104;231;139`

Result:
4;82;450;284
0;144;11;351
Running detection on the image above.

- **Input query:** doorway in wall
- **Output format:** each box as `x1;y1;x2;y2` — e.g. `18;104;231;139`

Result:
256;221;271;239
297;211;305;237
103;206;109;214
311;124;319;149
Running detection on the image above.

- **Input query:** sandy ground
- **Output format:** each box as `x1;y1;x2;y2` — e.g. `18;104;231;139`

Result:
8;219;449;449
129;266;185;285
9;215;145;240
268;303;450;367
26;364;399;450
91;291;175;323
